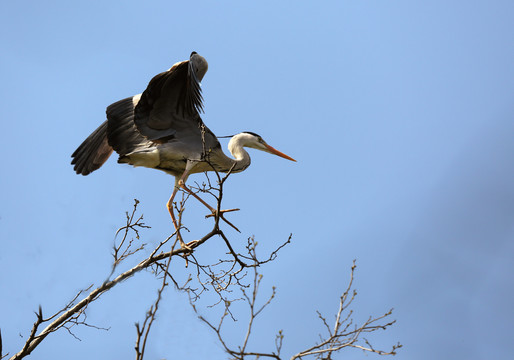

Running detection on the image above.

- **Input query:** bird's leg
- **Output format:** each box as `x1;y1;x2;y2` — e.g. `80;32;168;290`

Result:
178;179;241;233
167;167;204;250
166;185;191;250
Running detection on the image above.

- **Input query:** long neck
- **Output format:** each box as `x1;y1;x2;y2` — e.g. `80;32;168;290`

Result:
208;134;253;173
225;135;251;172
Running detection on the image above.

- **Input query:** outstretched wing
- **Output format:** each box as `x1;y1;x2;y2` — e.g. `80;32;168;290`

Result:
106;95;151;156
134;52;208;141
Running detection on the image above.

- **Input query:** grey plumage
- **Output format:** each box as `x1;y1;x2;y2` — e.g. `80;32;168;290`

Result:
71;120;113;175
71;51;295;248
72;51;295;182
71;52;217;177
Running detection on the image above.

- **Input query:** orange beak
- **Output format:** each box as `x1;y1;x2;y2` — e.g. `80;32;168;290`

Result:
265;144;297;162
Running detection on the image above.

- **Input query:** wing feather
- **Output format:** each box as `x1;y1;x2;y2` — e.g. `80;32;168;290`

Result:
107;96;151;156
134;53;208;141
71;121;113;175
71;52;215;175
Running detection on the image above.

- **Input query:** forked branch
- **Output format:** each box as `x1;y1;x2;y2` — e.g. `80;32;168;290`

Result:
7;169;400;360
195;258;400;360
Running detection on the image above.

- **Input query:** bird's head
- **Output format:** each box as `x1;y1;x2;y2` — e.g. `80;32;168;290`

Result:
189;51;208;82
229;132;296;162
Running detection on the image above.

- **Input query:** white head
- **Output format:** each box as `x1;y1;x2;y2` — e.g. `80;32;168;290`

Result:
228;132;296;161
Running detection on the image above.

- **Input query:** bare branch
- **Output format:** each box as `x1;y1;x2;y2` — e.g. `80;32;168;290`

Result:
135;250;174;360
275;330;284;358
7;169;400;360
8;197;221;360
191;239;284;360
290;261;401;360
112;199;149;273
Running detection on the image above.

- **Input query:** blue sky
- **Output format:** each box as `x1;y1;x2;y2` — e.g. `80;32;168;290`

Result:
1;1;513;359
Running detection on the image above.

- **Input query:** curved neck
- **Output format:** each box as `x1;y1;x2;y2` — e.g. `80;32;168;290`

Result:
208;133;255;173
225;135;251;172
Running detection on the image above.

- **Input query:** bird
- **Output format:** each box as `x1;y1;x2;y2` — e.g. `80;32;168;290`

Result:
71;52;296;249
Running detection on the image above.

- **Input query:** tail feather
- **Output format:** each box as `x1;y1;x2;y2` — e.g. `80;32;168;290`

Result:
71;121;113;175
71;95;152;176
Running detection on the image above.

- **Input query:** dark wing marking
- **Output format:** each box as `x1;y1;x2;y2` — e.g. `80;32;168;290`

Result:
107;96;151;157
186;58;204;114
71;121;113;175
72;53;211;175
71;96;152;175
134;54;207;141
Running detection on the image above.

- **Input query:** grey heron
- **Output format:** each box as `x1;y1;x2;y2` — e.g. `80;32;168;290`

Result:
71;52;296;249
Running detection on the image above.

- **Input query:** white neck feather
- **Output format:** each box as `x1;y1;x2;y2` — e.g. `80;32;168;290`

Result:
226;133;252;172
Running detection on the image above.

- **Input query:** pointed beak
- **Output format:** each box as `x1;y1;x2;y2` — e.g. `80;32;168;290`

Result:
264;144;297;162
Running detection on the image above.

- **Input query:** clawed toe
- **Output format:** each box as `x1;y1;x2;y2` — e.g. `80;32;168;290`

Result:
185;239;199;248
203;208;241;232
205;208;240;219
178;237;193;251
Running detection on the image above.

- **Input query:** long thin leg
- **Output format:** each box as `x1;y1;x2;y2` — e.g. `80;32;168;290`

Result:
167;177;189;250
166;168;191;250
178;180;240;232
169;160;240;234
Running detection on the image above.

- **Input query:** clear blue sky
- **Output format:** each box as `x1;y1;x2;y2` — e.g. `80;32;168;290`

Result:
1;1;513;359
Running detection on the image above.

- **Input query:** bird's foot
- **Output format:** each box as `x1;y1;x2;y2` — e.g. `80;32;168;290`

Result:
205;208;240;218
206;208;241;233
185;239;199;248
175;232;194;252
175;235;195;267
179;241;193;251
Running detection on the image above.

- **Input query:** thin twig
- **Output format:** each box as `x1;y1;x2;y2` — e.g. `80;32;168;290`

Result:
135;248;175;360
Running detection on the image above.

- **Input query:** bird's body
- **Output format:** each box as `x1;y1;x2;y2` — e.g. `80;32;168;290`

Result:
117;129;254;178
72;52;295;248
